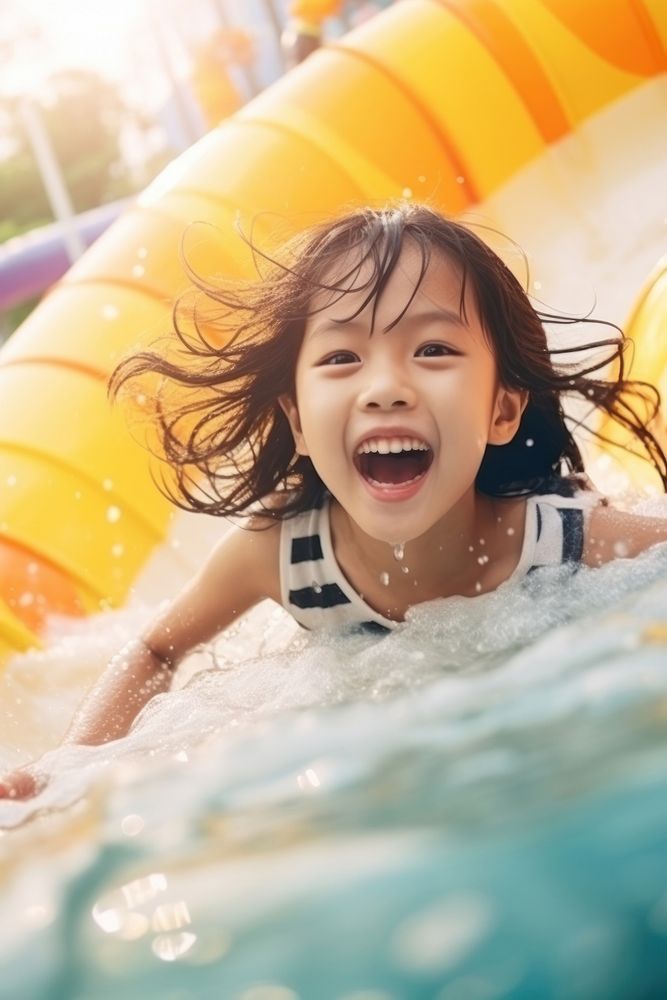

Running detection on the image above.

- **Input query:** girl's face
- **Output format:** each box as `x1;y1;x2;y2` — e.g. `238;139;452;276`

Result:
281;244;526;545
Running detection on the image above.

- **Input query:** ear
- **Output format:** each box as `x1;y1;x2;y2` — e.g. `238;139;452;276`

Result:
278;394;309;456
488;386;528;445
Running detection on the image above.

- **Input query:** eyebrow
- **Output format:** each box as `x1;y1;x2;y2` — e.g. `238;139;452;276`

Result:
308;308;466;338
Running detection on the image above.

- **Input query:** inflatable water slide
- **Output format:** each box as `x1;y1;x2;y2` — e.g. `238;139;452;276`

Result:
0;0;666;660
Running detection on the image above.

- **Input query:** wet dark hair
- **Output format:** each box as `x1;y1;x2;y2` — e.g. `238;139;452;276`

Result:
109;202;667;519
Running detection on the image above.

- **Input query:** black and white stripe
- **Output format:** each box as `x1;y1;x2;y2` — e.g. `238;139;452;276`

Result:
531;498;586;568
279;493;592;632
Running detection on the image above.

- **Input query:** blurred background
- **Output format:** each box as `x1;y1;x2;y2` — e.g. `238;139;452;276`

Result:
0;0;393;340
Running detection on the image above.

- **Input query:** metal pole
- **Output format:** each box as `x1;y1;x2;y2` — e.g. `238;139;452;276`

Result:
149;0;202;146
209;0;231;27
257;0;284;40
18;97;85;264
208;0;261;98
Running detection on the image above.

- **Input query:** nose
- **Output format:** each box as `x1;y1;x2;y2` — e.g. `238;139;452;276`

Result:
356;361;417;410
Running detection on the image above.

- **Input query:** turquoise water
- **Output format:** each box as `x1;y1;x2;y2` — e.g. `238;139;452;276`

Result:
1;544;667;1000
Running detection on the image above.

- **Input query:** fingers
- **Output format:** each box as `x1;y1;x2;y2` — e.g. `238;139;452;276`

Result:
0;770;42;801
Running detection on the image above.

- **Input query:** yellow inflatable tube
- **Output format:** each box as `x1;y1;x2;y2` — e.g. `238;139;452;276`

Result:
0;0;665;656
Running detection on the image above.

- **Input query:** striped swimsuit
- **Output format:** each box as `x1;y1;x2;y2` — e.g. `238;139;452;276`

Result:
279;492;596;632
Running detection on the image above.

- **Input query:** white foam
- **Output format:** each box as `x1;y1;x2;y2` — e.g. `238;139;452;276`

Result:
1;528;666;830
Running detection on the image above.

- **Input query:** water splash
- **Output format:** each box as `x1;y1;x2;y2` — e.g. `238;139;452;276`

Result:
2;542;667;1000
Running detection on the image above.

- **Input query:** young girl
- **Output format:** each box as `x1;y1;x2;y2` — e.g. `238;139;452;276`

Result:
2;202;667;801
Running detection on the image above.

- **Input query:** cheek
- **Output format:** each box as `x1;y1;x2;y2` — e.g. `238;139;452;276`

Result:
437;375;498;454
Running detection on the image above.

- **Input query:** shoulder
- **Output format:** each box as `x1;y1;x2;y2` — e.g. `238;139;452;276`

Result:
141;515;285;660
198;514;283;604
209;491;323;602
584;502;667;567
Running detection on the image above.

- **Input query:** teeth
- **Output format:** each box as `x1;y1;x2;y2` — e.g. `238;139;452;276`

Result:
357;437;430;455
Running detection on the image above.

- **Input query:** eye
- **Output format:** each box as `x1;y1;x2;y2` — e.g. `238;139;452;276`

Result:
318;351;360;366
415;342;457;358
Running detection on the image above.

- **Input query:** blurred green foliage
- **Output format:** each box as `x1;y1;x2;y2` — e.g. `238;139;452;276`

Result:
0;69;175;339
0;68;165;245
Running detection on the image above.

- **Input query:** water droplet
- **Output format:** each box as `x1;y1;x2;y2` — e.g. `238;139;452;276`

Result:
479;538;486;546
456;175;465;184
402;187;413;199
101;303;119;321
103;478;114;491
106;505;122;523
468;545;474;552
111;543;124;558
506;527;515;536
477;555;489;565
418;174;426;183
121;813;145;837
380;572;390;586
401;565;409;574
312;581;323;594
393;543;405;561
525;438;534;447
613;540;630;558
475;582;483;593
131;264;145;279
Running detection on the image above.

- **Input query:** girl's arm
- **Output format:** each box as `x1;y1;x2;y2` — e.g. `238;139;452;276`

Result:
0;519;282;799
584;505;667;566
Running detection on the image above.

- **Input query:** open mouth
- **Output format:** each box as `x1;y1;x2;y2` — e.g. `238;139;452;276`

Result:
354;438;433;487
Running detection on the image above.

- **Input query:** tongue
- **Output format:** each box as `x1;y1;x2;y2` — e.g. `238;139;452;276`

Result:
367;452;425;484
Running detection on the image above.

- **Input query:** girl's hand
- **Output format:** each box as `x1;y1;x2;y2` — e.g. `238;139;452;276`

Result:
0;766;44;801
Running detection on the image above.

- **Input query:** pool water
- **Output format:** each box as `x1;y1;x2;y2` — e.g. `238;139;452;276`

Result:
0;537;666;1000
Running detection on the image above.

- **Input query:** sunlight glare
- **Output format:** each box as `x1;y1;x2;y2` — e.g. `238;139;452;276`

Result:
4;0;148;96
